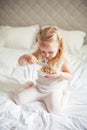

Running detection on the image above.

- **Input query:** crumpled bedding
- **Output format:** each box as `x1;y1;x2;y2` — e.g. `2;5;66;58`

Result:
0;47;87;130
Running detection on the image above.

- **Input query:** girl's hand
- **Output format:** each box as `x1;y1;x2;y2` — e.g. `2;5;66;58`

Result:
46;71;72;80
18;54;37;66
45;71;60;78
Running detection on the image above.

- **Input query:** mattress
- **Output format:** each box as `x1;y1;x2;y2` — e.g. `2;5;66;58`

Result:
0;45;87;130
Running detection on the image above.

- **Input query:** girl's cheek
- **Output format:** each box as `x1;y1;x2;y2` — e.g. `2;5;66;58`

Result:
41;53;45;57
51;54;55;58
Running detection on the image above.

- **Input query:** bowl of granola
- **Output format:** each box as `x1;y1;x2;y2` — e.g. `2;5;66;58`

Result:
38;66;56;76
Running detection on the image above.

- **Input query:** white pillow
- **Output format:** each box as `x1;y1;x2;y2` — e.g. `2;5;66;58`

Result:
40;26;86;54
59;29;86;54
0;47;35;75
0;25;40;49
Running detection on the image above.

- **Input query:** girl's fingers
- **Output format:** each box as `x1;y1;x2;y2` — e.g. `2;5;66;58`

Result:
31;57;37;64
19;59;28;66
27;56;37;64
45;73;57;78
18;55;37;65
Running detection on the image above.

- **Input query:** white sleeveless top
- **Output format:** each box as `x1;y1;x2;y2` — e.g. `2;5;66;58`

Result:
36;57;67;94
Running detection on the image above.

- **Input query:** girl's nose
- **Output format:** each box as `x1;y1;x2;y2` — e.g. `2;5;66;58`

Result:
45;53;49;57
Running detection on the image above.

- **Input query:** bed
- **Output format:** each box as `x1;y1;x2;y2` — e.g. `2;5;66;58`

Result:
0;0;87;130
0;24;87;130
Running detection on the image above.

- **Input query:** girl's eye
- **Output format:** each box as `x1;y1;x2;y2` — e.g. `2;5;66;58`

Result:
49;52;54;54
41;51;54;54
41;51;45;53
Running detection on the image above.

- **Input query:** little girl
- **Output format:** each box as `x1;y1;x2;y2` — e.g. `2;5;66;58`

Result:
13;26;72;114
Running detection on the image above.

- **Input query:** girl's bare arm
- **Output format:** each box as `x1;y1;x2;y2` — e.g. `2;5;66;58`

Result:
59;56;72;80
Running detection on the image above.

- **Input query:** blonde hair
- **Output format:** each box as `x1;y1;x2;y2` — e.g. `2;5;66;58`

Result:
33;26;66;69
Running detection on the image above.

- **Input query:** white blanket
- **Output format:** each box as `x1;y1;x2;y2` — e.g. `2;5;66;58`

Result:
0;47;87;130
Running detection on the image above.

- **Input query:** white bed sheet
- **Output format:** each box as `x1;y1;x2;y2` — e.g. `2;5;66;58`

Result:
0;46;87;130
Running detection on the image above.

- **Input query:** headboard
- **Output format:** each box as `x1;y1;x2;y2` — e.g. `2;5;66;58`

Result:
0;0;87;43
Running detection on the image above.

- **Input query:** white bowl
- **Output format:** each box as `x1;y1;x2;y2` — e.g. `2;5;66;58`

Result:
38;70;49;76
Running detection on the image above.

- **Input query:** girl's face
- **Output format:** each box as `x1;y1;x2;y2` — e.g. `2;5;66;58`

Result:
39;40;59;61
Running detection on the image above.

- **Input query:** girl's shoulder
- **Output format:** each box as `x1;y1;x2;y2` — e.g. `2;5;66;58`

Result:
63;53;70;63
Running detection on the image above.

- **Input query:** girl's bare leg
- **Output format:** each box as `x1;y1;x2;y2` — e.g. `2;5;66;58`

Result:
61;89;71;108
43;89;71;114
42;89;64;114
13;84;43;105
